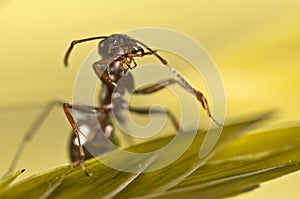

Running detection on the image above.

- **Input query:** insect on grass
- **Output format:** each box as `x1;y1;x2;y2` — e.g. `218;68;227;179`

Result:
4;34;221;177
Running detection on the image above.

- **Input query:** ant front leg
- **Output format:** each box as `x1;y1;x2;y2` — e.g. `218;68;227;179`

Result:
166;67;222;126
133;79;183;94
92;59;119;89
132;39;221;126
133;78;221;126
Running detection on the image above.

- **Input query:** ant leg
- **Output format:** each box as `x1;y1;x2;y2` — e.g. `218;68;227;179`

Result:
120;75;182;129
165;66;221;126
128;106;180;131
92;59;118;88
133;39;221;126
132;78;221;126
4;100;65;177
63;103;107;176
63;103;86;173
133;79;183;94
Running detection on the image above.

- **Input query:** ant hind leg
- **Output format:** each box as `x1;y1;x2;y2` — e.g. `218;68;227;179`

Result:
3;100;65;177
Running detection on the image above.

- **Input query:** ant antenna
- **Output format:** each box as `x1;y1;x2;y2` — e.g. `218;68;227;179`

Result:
134;39;168;65
64;36;108;66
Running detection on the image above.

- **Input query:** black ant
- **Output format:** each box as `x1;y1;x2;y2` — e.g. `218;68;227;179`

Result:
5;34;220;177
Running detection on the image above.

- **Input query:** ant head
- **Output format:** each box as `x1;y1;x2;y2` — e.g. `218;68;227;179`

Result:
98;34;142;59
64;34;165;67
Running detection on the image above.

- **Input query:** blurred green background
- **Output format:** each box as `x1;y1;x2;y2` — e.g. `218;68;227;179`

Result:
0;0;299;198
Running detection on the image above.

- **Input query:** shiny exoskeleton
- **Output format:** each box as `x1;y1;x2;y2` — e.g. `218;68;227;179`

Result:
5;34;219;177
62;34;220;173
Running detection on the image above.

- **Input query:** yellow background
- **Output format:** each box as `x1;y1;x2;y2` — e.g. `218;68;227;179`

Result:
0;0;299;198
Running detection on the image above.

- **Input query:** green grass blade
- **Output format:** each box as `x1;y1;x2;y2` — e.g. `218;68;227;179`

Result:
1;113;300;199
0;169;25;192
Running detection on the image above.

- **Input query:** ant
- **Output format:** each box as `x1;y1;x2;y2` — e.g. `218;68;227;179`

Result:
5;34;220;177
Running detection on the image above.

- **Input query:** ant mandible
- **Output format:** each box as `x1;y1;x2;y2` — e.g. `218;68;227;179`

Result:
4;34;220;177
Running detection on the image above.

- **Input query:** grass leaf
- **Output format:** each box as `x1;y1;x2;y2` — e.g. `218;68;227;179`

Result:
1;113;299;199
0;169;25;192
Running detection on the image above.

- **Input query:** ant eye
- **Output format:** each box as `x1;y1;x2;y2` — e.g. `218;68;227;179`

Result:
131;47;138;53
138;47;144;53
132;46;143;54
100;41;105;48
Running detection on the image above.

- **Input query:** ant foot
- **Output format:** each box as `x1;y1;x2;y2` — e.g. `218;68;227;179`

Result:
72;160;92;177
